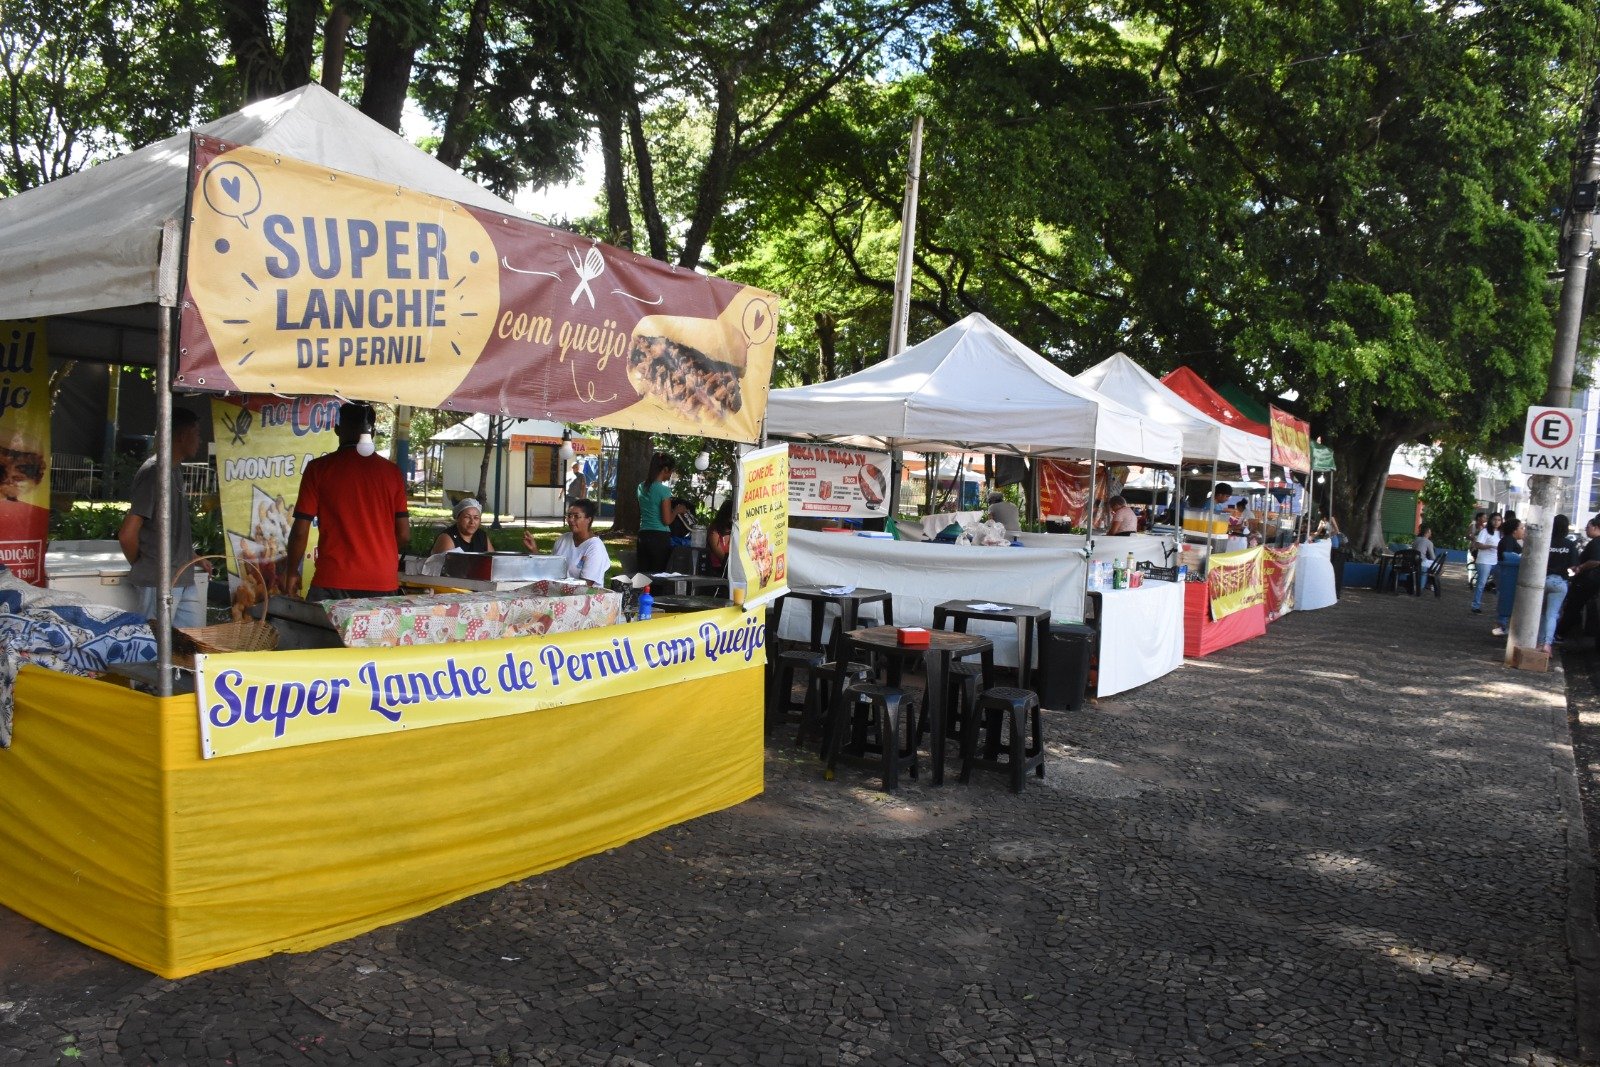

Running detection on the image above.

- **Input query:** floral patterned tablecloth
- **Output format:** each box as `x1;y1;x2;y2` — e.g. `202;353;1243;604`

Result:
325;580;622;648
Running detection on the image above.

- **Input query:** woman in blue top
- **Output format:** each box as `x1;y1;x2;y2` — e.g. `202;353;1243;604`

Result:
636;451;677;571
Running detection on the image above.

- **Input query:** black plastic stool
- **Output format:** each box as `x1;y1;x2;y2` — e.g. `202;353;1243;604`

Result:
826;681;919;793
933;660;983;751
767;649;825;737
798;660;875;751
961;686;1045;793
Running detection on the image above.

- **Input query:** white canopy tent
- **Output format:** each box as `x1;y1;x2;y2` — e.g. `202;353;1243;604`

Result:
0;83;527;362
0;84;536;689
1074;352;1270;471
766;314;1182;467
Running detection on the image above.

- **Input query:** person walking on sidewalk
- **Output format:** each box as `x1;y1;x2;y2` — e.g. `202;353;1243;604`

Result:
1471;512;1500;613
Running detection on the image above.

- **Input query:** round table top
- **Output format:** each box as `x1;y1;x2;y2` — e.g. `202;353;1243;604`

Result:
844;625;991;654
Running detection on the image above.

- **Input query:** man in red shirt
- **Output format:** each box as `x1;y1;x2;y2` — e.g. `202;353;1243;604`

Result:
285;402;410;600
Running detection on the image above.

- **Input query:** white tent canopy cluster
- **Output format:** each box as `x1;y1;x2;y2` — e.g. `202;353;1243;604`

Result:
766;314;1183;467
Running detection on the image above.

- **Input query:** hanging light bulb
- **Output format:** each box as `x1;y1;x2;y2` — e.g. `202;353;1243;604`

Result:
356;431;375;457
694;451;710;472
558;429;575;465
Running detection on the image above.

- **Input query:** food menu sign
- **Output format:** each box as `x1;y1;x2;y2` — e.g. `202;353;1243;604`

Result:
787;444;890;518
732;444;789;610
212;396;337;606
177;137;779;444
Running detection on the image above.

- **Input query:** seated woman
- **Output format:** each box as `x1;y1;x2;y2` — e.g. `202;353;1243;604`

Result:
1104;495;1138;536
532;498;610;586
430;497;536;555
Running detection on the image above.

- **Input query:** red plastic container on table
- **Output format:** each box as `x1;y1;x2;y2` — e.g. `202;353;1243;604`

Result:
896;626;931;648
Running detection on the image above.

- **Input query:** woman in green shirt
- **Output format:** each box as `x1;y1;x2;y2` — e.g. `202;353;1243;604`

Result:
636;450;677;571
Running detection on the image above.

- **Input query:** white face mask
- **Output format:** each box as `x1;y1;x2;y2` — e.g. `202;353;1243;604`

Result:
356;432;376;457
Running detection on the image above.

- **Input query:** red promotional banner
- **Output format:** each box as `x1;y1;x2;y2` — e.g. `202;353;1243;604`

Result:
177;138;779;443
1264;544;1298;622
0;320;51;584
1269;406;1311;474
1037;459;1112;529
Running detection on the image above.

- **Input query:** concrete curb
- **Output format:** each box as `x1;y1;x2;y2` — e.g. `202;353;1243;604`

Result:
1553;655;1600;1064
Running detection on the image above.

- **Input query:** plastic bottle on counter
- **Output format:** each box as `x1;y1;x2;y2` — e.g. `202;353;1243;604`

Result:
638;586;654;621
1111;555;1125;590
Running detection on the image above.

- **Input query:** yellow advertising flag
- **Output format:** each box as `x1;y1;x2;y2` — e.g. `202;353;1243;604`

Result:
0;320;52;583
212;396;338;602
1207;545;1265;621
732;443;789;609
195;608;766;759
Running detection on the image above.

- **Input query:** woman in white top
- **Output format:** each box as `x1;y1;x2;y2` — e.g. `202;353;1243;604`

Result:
536;498;610;586
1471;512;1500;613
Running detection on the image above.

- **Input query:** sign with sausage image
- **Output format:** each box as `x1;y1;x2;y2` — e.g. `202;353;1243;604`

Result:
178;137;779;444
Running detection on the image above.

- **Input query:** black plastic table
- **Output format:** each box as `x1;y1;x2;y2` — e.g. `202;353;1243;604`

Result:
773;585;894;659
931;599;1051;692
838;625;992;787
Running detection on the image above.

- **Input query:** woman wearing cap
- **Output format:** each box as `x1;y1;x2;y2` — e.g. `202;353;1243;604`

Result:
429;497;537;555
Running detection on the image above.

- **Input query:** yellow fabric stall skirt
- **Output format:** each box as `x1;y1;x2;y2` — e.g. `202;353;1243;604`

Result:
0;663;764;978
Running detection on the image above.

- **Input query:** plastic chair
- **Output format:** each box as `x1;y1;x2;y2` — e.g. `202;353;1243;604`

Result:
1423;556;1444;598
1390;549;1424;595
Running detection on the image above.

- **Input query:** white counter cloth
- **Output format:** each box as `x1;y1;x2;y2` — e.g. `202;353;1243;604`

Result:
784;528;1181;680
1094;581;1185;697
1295;538;1337;610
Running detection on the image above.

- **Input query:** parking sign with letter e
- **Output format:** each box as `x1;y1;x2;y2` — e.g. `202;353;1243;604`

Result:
1521;406;1583;477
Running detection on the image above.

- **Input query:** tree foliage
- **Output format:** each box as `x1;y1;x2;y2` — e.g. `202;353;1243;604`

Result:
1421;449;1477;551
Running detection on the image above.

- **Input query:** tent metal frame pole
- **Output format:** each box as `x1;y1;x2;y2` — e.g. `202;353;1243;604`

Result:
155;218;183;696
1083;450;1098;621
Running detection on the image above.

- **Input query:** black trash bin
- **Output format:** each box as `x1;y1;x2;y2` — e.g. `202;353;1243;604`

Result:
1331;546;1349;599
1038;623;1096;712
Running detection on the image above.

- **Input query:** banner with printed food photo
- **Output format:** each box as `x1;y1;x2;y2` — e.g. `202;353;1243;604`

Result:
178;137;779;444
1269;406;1312;474
1264;544;1298;623
0;320;52;584
196;607;765;758
212;396;339;614
787;444;891;519
732;443;789;610
1207;545;1265;621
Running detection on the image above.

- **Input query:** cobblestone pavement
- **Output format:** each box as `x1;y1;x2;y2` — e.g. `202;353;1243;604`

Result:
2;586;1596;1065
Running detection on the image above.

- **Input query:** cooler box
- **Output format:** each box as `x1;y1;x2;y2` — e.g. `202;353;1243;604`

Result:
45;539;142;614
1182;516;1229;536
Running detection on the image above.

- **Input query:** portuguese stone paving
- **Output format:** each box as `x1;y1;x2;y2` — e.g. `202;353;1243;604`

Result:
2;583;1596;1064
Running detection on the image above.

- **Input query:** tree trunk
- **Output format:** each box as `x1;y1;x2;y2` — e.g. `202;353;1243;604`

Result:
676;75;737;269
1332;433;1404;555
280;0;321;89
358;11;422;132
475;416;497;503
320;5;354;92
218;0;282;101
434;0;491;169
626;98;668;262
612;430;653;534
598;107;632;245
815;311;836;384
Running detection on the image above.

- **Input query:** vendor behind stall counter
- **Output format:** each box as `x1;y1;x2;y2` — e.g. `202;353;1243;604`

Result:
286;401;410;600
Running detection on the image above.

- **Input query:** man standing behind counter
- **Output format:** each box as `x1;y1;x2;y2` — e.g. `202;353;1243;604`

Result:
285;402;409;600
119;406;212;628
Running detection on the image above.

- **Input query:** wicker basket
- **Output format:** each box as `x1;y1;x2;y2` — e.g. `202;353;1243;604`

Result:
173;555;279;658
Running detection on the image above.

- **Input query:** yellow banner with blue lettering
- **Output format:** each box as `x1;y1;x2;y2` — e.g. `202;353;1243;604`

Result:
195;608;764;759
